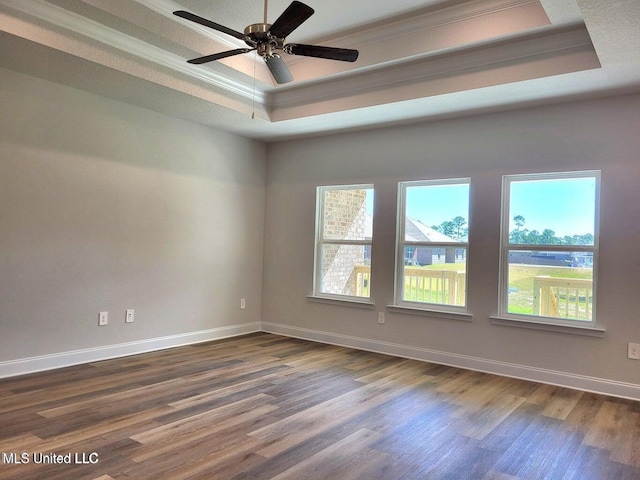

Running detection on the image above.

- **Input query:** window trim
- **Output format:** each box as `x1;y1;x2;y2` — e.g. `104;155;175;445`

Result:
498;170;601;328
393;178;471;313
313;184;374;302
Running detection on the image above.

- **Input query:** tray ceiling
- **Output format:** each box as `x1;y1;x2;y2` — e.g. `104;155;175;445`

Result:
1;0;639;141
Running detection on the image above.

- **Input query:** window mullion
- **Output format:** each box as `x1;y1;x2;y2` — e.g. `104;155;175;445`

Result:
507;244;595;252
320;239;371;246
403;241;468;249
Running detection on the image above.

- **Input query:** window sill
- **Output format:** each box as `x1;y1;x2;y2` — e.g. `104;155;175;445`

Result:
307;295;375;309
490;316;605;337
387;305;473;322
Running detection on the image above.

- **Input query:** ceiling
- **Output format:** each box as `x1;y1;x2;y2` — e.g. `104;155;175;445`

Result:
1;0;640;142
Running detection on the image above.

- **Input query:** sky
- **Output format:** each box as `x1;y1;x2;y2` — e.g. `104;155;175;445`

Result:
509;176;596;237
405;183;470;228
363;176;596;237
364;189;374;215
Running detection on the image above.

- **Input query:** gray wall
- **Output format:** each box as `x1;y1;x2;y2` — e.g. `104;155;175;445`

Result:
0;68;266;362
263;94;640;388
2;65;639;394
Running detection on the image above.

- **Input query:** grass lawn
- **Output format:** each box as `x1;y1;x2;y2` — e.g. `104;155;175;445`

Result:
420;263;465;272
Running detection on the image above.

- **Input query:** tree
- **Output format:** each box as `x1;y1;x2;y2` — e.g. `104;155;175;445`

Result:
524;229;541;244
510;215;526;243
439;220;455;238
431;217;467;240
540;228;559;245
575;233;594;245
514;215;525;229
451;216;467;240
508;214;593;246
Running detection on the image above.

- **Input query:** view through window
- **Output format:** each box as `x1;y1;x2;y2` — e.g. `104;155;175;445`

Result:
500;171;600;324
396;179;470;309
314;185;374;299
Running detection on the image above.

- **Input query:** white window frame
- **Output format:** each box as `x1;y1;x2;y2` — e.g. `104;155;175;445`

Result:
498;170;600;328
312;184;374;302
394;178;470;312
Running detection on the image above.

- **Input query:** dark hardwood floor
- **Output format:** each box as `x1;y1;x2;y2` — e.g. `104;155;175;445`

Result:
0;332;638;479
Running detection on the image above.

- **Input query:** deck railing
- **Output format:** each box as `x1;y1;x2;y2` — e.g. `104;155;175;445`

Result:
532;276;593;320
353;265;372;297
404;267;466;305
354;266;466;305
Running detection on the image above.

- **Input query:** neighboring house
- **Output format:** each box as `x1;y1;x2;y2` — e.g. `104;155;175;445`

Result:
364;216;464;265
405;218;463;265
509;251;594;267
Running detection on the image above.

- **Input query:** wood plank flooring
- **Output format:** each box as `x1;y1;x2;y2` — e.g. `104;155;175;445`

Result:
0;332;639;479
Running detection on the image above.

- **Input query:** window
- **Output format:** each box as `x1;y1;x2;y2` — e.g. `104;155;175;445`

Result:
313;185;374;300
395;179;470;310
499;171;600;326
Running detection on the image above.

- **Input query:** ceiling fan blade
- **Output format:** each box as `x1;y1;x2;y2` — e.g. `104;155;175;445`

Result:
187;48;255;64
285;44;359;62
265;54;293;84
269;1;314;39
174;10;246;40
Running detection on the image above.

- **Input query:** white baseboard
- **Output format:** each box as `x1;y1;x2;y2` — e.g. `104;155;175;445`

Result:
261;322;640;401
0;323;261;379
5;321;639;401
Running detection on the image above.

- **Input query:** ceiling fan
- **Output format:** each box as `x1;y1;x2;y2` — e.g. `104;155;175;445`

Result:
174;0;359;84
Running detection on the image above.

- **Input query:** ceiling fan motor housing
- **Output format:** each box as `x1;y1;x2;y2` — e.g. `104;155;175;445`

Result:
244;23;270;39
244;23;284;57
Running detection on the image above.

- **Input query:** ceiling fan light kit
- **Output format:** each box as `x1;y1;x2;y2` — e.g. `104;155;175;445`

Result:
174;1;359;84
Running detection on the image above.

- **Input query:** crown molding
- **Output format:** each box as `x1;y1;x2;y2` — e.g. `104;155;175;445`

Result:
286;0;549;68
322;0;544;45
132;0;246;50
268;22;599;120
1;0;265;104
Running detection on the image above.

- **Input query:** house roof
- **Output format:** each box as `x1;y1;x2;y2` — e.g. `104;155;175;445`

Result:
405;218;456;243
364;215;456;243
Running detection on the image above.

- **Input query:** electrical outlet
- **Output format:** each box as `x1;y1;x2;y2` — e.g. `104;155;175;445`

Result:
125;309;134;323
628;343;640;360
98;311;108;326
240;298;246;310
378;312;385;324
